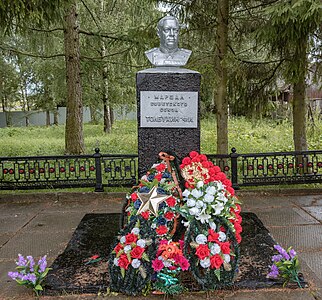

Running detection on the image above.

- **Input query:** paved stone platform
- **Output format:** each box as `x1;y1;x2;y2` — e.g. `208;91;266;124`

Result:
0;190;321;300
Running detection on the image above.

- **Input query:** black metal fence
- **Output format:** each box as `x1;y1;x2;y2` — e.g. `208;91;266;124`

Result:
1;148;322;191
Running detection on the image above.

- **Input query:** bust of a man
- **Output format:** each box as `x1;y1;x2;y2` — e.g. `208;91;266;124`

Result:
145;16;192;67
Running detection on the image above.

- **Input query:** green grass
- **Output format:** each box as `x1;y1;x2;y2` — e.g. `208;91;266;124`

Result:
0;116;321;157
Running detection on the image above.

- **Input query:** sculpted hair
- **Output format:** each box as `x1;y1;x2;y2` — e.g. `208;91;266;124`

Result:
157;15;179;32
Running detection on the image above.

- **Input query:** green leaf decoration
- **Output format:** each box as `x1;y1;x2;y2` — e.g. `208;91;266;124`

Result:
139;265;147;279
141;252;150;262
120;268;125;278
35;284;43;291
214;269;221;281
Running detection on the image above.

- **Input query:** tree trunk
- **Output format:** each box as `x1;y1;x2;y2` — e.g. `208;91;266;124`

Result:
215;0;229;155
101;43;111;134
46;110;51;126
292;36;308;152
64;2;84;154
54;107;59;125
101;0;112;134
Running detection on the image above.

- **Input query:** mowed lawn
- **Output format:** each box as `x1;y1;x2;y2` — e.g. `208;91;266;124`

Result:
0;116;322;157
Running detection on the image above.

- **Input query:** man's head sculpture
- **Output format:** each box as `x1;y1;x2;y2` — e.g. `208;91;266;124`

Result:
145;16;191;67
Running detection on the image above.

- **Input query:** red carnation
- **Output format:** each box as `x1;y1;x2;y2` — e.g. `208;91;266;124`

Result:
199;154;208;162
180;163;185;169
195;244;210;260
155;163;166;172
152;259;164;272
156;225;168;235
166;196;176;207
191;156;201;163
236;233;242;243
189;151;199;158
210;254;224;269
164;211;175;220
235;204;241;213
114;243;123;254
223;179;232;187
213;166;221;173
125;233;138;244
226;186;235;196
201;161;210;168
130;193;138;201
141;211;150;220
234;213;242;224
182;157;192;165
155;173;162;181
130;246;145;259
234;223;242;234
208;229;219;242
174;255;190;271
118;254;130;270
220;242;231;254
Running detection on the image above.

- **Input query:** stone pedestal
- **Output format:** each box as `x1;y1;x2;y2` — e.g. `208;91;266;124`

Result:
137;67;201;176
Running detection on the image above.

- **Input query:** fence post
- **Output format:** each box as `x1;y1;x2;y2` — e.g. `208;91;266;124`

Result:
230;147;240;190
94;148;104;192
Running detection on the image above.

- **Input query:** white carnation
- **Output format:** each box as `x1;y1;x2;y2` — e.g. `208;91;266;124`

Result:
218;231;226;242
210;244;221;255
131;228;140;235
204;193;214;203
223;254;231;263
113;258;119;266
163;260;172;267
137;239;146;248
182;189;191;197
195;234;207;244
206;186;217;195
196;181;204;188
189;207;200;216
124;245;132;253
196;200;205;209
209;221;217;231
200;258;211;268
187;198;196;207
131;259;141;269
191;189;203;199
120;236;126;244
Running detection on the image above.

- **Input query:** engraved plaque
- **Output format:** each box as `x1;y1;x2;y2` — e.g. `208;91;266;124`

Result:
140;91;198;128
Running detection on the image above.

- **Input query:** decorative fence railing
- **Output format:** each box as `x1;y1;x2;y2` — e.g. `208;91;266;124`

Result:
0;148;322;191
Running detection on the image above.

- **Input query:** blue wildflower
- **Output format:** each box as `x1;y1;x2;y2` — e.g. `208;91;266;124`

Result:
147;174;155;181
157;187;166;194
159;202;166;210
139;187;150;193
157;217;166;225
162;172;171;179
134;200;142;209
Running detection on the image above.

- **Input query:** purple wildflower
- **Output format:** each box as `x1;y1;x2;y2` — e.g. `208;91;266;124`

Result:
16;254;27;267
289;249;297;259
268;264;279;279
8;271;19;280
27;273;37;284
38;255;47;273
27;256;35;272
274;245;290;260
272;254;283;262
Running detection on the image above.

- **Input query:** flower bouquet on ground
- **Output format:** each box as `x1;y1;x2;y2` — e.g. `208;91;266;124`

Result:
152;240;189;295
178;151;241;289
267;245;303;288
108;218;157;295
8;254;51;296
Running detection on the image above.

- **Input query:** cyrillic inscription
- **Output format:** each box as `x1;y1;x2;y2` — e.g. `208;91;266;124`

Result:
140;91;198;128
